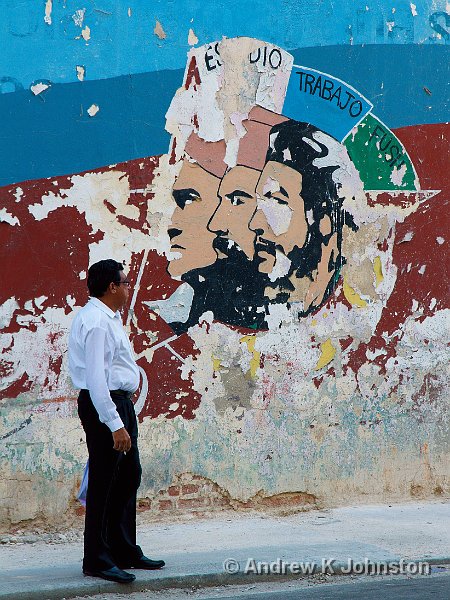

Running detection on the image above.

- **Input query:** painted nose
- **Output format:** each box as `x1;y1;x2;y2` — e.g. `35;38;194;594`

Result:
168;228;182;240
208;207;228;235
249;209;265;235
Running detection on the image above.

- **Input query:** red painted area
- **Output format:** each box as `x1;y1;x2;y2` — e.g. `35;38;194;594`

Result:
347;123;449;374
0;155;202;419
184;56;201;89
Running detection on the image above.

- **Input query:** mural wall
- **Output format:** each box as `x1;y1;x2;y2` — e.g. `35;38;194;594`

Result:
0;1;449;527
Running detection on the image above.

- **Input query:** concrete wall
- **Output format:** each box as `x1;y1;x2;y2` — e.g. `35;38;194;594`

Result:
0;1;449;529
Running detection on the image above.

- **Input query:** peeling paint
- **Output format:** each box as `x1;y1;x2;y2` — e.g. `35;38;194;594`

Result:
343;278;368;308
30;82;50;96
154;20;167;40
44;0;52;26
188;28;198;46
0;208;20;226
73;9;86;28
315;339;336;370
76;66;85;82
81;26;91;42
0;33;448;528
87;104;99;117
373;256;384;287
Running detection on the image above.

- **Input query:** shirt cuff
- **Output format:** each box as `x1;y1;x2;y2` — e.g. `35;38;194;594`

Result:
105;416;125;432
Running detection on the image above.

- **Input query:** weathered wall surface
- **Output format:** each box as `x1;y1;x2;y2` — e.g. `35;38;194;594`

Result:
0;1;449;529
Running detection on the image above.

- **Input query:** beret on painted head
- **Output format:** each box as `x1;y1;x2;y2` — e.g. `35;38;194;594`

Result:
184;132;227;178
235;106;289;171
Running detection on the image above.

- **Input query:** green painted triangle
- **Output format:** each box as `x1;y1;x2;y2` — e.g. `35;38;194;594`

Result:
344;113;418;191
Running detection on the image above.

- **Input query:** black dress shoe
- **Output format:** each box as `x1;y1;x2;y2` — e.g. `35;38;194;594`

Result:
83;566;136;583
119;556;165;570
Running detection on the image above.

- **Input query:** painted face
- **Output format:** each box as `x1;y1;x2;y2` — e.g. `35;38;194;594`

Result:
250;161;308;275
208;166;260;259
168;161;220;277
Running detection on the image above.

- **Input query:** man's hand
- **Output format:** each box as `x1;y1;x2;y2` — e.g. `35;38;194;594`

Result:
112;427;131;452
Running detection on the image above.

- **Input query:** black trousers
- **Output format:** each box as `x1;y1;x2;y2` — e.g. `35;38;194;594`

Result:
77;389;143;571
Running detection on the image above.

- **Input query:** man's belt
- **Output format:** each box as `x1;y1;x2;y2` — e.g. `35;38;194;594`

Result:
109;389;133;400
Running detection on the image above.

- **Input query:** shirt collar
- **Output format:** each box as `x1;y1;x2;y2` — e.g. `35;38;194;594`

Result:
88;297;120;319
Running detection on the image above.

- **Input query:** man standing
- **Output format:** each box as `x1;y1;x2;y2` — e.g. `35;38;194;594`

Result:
69;259;165;583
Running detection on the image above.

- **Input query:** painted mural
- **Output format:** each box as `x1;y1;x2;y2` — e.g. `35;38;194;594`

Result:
0;2;449;527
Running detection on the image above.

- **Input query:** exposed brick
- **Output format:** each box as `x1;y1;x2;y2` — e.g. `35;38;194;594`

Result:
168;485;180;496
181;484;199;495
159;499;174;511
137;498;151;511
235;500;254;509
259;493;316;508
210;497;230;508
178;497;209;509
75;506;85;516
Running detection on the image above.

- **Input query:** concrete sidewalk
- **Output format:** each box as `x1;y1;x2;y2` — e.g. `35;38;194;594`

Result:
1;502;449;600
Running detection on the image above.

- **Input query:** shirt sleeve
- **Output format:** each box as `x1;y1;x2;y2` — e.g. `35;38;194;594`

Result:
84;326;124;432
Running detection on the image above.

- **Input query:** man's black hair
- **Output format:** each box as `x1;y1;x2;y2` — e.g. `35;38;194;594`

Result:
87;259;124;298
264;120;356;312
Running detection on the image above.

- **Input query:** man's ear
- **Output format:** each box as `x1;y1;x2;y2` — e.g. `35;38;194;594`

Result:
304;231;338;313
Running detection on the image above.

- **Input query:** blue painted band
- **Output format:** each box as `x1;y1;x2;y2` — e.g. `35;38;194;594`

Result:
1;44;448;187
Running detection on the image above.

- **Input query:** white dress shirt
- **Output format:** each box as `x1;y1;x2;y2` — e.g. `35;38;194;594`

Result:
68;297;140;432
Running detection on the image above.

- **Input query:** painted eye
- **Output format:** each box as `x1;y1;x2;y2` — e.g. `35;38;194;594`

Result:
230;196;245;206
273;196;289;206
172;188;201;209
184;192;201;207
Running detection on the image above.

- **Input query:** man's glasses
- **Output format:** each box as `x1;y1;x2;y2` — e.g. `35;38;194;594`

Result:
114;280;131;288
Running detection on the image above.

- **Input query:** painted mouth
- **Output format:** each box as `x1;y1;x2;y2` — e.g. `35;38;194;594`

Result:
255;239;276;258
171;244;185;250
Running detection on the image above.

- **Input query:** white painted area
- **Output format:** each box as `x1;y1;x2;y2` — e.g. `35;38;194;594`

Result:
14;187;23;203
436;237;444;245
188;28;198;45
268;250;291;282
72;8;86;27
144;283;194;324
224;137;240;169
0;208;20;226
0;305;75;398
133;366;148;416
81;26;91;41
44;0;52;25
26;169;153;268
302;136;322;153
34;296;47;310
0;298;19;329
410;3;418;16
366;347;386;360
390;162;407;186
264;303;293;330
262;176;280;197
30;83;50;96
76;66;85;82
282;148;291;161
256;195;293;236
398;231;414;243
87;104;99;117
